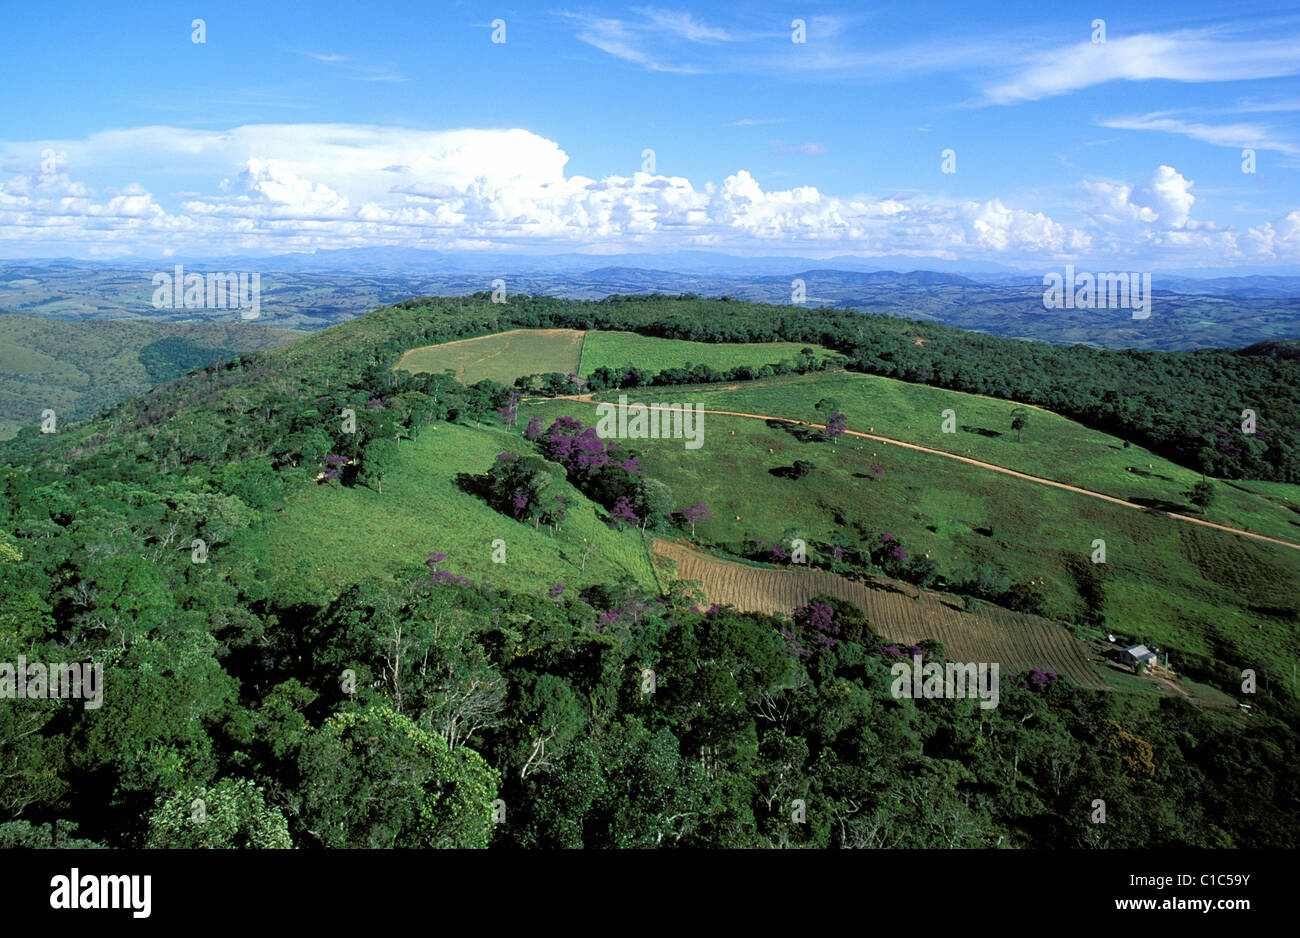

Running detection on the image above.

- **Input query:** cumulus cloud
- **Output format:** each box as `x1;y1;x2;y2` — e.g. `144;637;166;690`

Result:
1142;166;1196;229
199;159;353;218
0;123;1295;265
1071;165;1284;263
1079;165;1205;240
1246;211;1300;260
959;199;1077;254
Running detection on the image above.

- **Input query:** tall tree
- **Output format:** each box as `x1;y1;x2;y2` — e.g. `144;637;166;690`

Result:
360;437;399;495
1190;479;1215;515
680;503;710;537
1010;408;1029;443
146;778;292;848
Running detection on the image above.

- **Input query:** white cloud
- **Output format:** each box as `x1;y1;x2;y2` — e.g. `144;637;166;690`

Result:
1081;165;1199;233
1143;165;1197;229
296;50;406;82
985;30;1300;105
0;124;1295;265
557;11;706;74
1246;211;1300;259
637;8;733;43
1071;165;1276;263
959;198;1075;254
1099;113;1300;155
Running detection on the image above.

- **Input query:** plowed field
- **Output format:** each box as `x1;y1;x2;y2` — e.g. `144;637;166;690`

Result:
654;539;1110;690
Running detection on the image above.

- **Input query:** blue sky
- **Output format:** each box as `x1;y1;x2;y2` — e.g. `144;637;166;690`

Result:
2;0;1299;269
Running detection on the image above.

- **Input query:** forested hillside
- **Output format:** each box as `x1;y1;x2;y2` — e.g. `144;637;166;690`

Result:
0;314;300;439
13;292;1291;479
1;294;1296;850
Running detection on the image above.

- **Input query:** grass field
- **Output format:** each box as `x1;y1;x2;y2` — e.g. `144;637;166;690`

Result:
611;371;1300;546
393;328;843;386
375;329;1298;709
524;392;1300;707
577;330;843;377
240;419;658;606
395;329;585;384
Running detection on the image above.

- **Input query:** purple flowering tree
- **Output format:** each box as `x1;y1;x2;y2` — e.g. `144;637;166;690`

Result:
610;498;639;531
1017;669;1061;693
321;453;349;483
782;602;841;659
680;503;710;537
689;602;724;616
540;417;611;478
425;550;473;588
510;491;530;519
872;532;910;577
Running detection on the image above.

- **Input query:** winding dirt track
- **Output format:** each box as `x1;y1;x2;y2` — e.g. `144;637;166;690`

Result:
556;397;1300;552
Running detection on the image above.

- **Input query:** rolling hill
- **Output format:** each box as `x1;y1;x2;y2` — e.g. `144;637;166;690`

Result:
3;292;1297;850
0;313;301;439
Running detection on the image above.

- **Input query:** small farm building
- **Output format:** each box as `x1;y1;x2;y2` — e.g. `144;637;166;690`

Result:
1121;644;1158;672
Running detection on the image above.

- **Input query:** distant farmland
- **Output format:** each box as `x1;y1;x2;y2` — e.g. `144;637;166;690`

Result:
653;539;1111;690
395;328;585;384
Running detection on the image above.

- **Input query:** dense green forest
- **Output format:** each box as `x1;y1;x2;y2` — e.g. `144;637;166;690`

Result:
1;293;1296;849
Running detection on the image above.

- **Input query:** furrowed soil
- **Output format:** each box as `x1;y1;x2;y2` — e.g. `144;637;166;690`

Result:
654;539;1110;690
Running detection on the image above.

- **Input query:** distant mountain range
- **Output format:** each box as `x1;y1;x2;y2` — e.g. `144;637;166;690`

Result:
2;254;1299;352
1;248;1021;277
12;247;1300;283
